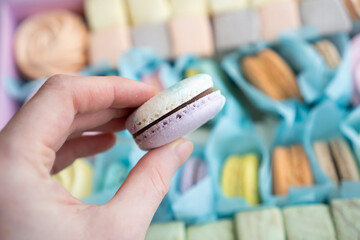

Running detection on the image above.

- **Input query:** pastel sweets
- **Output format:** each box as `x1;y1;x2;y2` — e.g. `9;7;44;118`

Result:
180;157;207;193
283;205;337;240
15;10;88;80
89;26;131;67
126;74;225;150
145;222;186;240
187;219;235;240
331;198;360;240
84;0;129;31
213;9;261;51
131;23;172;59
312;40;341;69
313;141;339;184
329;138;360;181
53;159;94;199
272;145;314;195
241;49;302;101
221;154;260;205
235;208;285;240
259;0;301;41
299;0;352;35
169;15;214;57
209;0;248;14
170;0;209;16
127;0;171;26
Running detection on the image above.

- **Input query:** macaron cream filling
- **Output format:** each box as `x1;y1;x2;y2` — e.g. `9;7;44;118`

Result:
132;87;215;138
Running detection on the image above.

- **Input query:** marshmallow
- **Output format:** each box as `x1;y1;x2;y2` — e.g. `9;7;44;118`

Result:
299;0;352;35
209;0;249;14
213;9;261;51
85;0;129;31
127;0;171;26
89;26;131;67
169;15;214;57
259;0;301;41
170;0;209;16
131;23;172;59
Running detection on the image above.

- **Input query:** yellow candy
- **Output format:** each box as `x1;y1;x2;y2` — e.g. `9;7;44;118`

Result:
209;0;249;14
128;0;171;26
170;0;209;16
53;164;74;192
185;68;202;78
71;159;94;199
52;159;94;199
85;0;129;31
242;154;260;205
221;154;260;205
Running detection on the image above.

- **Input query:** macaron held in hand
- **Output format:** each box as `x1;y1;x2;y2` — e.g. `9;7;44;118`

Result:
126;74;226;150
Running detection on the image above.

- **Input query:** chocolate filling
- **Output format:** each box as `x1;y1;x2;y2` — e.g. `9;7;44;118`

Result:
133;88;215;138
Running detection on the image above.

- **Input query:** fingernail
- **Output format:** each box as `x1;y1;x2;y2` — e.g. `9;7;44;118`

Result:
172;139;193;161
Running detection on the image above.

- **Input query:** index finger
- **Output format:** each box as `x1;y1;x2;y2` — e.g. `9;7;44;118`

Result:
1;75;156;155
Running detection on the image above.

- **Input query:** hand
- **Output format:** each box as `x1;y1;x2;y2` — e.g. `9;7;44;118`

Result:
0;75;193;240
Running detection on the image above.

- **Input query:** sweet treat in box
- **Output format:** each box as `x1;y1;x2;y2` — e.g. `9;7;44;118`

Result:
127;0;171;26
170;0;209;16
179;157;207;193
131;23;172;59
209;0;249;14
221;154;260;205
15;10;88;80
84;0;129;31
259;0;301;41
52;158;94;199
187;219;235;240
145;222;186;240
299;0;351;35
89;26;131;67
283;205;337;240
169;15;214;57
235;208;285;240
331;198;360;240
272;145;314;195
213;9;261;51
312;40;341;68
241;49;302;101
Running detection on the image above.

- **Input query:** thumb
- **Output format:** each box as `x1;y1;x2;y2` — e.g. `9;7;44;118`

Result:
107;138;193;227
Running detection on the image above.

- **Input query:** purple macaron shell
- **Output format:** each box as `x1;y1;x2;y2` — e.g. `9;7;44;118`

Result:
132;91;225;150
351;35;360;105
195;160;207;183
179;157;200;194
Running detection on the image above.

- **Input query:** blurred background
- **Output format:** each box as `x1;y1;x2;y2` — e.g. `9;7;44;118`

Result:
1;0;360;239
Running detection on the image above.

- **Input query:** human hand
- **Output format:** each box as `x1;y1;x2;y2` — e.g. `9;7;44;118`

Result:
0;75;193;240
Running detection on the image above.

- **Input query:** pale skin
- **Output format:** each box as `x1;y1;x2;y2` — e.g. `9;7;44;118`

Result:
0;75;193;240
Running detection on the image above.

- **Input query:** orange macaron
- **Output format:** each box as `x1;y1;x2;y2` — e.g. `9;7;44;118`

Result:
241;49;302;101
272;145;314;196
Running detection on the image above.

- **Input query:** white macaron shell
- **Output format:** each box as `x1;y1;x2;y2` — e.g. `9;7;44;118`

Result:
129;74;213;132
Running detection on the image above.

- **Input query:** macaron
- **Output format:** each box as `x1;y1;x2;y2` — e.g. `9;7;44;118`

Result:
329;138;360;181
52;158;94;199
187;219;235;240
313;141;339;184
312;40;341;69
272;145;314;196
126;74;226;150
221;154;260;205
283;205;337;240
235;208;285;240
145;222;186;240
331;198;360;240
179;157;207;193
342;0;360;20
241;49;302;101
